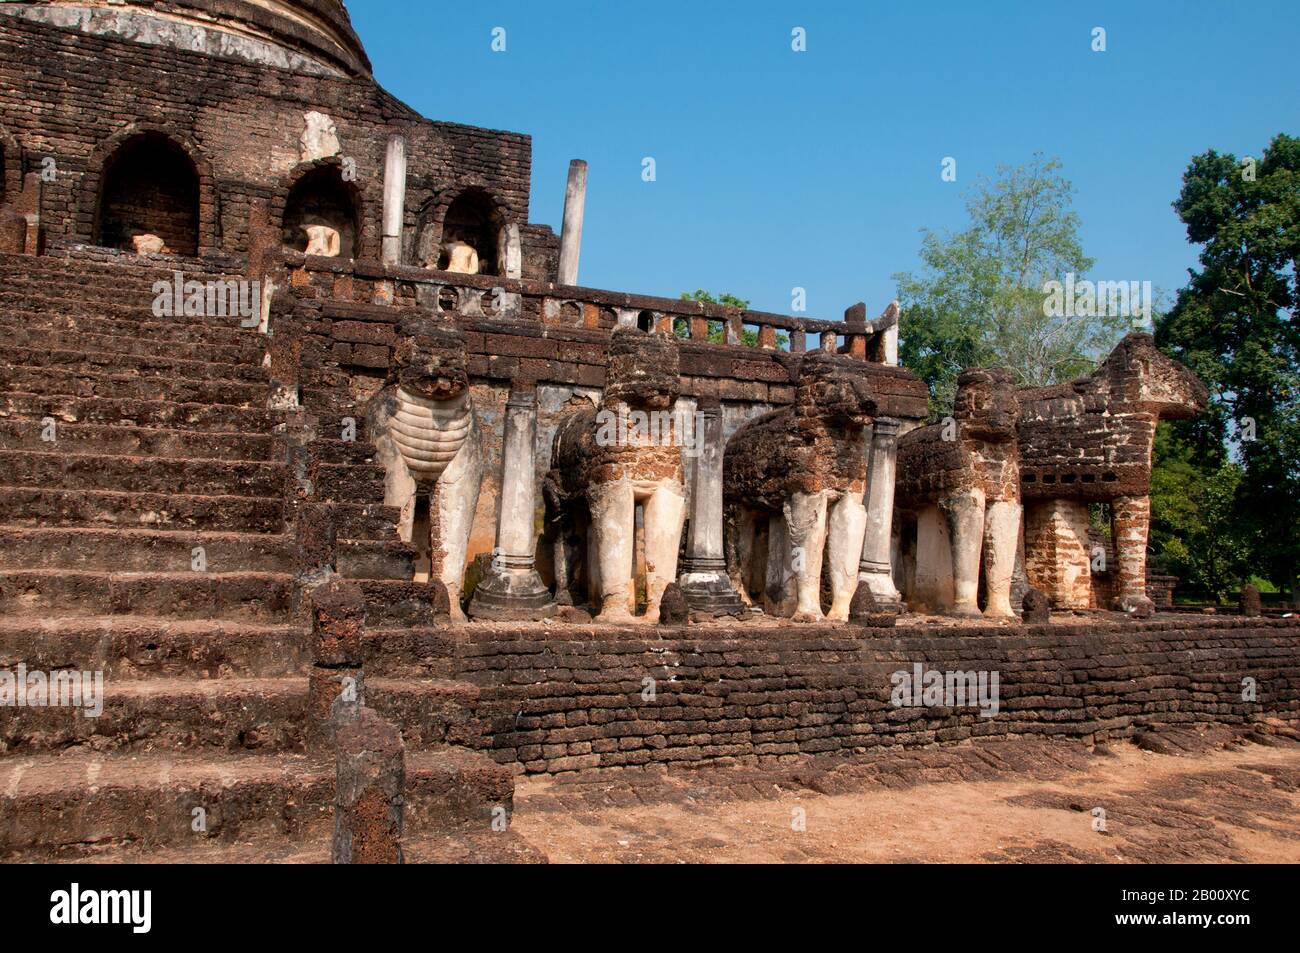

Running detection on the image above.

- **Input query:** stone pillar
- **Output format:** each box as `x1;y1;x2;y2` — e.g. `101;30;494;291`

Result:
502;222;523;279
1111;494;1154;613
557;159;587;286
469;384;554;620
381;134;407;267
858;418;904;611
307;578;366;750
332;707;405;865
678;398;746;616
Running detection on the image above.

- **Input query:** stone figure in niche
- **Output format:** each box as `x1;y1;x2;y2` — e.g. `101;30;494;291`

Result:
132;233;168;256
304;224;342;257
442;241;480;275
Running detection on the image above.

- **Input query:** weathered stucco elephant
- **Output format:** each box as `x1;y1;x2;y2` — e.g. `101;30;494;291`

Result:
1017;333;1208;613
367;316;482;620
723;351;877;623
895;368;1022;618
545;326;686;624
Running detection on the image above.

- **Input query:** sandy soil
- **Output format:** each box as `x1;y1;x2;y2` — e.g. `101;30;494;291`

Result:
510;731;1300;864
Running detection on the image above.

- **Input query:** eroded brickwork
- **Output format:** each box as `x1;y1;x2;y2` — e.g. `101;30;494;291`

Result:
459;619;1300;774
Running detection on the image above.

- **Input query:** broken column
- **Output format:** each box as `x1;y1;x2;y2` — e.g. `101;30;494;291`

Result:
858;417;905;611
469;383;555;620
678;397;746;616
381;133;407;266
332;707;405;865
307;578;366;749
557;159;587;286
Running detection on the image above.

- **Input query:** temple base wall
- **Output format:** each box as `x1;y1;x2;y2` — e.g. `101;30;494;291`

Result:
454;617;1300;774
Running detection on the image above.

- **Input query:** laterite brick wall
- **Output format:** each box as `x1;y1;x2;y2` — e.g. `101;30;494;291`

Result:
455;617;1300;774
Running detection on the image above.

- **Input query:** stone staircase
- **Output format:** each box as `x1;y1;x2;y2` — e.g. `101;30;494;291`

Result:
0;251;515;861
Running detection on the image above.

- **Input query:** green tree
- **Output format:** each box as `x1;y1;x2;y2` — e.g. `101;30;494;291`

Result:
895;155;1127;415
1148;424;1252;602
1156;133;1300;601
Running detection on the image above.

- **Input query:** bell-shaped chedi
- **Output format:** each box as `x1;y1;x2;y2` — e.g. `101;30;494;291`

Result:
6;0;371;77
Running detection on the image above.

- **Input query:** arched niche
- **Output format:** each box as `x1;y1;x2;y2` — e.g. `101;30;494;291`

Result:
282;163;361;258
416;187;516;277
95;132;201;256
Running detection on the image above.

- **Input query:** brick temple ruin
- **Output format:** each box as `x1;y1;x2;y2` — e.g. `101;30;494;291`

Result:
0;0;1295;862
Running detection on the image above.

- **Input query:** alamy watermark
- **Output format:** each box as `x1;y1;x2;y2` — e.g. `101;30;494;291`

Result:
890;663;1000;719
1;664;103;718
152;270;261;326
1043;273;1152;327
594;406;707;458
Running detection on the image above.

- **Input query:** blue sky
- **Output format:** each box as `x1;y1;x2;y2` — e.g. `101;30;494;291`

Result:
350;0;1298;321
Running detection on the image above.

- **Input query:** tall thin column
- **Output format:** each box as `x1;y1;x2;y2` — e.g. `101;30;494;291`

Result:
557;159;588;286
858;417;904;611
469;384;554;620
678;398;746;616
381;134;407;266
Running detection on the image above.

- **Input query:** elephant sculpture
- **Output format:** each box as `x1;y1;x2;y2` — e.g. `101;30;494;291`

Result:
895;368;1022;618
545;325;686;623
723;351;877;623
367;316;483;620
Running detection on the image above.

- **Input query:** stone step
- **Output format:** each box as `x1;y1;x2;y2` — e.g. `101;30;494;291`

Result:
336;502;403;542
0;569;293;622
0;616;306;680
0;308;269;350
315;461;385;501
0;449;286;497
0;323;266;366
0;676;484;754
0;344;268;384
357;579;450;628
0;486;284;533
0;364;266;405
0;391;276;432
0;419;277;460
0;366;267;406
0;746;514;855
0;251;243;284
0;290;266;331
0;615;447;681
0;525;410;579
0;526;293;573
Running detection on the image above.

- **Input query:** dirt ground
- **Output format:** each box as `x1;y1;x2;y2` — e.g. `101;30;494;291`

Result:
40;724;1300;864
509;727;1300;863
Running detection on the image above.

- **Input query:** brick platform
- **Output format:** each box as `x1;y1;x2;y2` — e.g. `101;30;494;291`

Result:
455;617;1300;774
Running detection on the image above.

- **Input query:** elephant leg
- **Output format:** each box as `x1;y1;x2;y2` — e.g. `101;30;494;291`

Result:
375;431;418;546
432;439;483;622
588;479;635;622
764;513;792;615
641;482;686;624
551;517;577;606
941;487;986;617
826;489;867;621
730;507;757;606
1112;495;1154;612
982;500;1022;618
785;491;829;623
